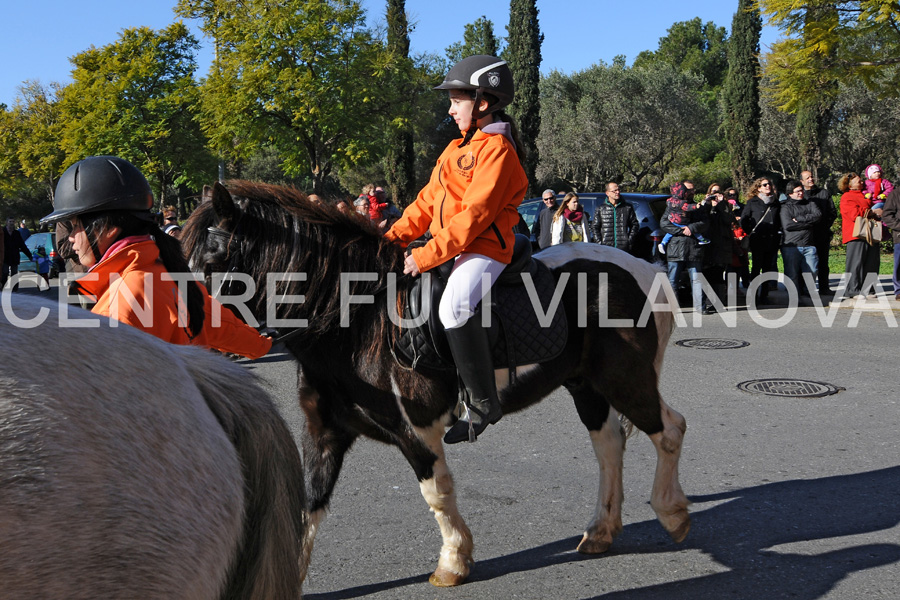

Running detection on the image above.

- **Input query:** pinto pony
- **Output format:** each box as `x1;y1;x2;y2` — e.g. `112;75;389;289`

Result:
182;181;690;587
0;295;306;599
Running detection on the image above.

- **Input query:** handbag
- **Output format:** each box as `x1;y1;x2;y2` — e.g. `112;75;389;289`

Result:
852;216;882;245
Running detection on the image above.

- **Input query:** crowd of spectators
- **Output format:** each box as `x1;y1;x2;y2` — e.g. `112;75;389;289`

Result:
529;169;899;311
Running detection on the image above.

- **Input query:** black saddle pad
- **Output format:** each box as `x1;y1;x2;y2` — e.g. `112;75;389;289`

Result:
393;257;568;373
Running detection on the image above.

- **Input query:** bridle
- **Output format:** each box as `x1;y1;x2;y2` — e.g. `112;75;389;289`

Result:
204;222;245;299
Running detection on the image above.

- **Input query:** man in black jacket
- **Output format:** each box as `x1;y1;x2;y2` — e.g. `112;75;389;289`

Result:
801;171;837;294
781;179;822;301
592;182;639;254
880;188;900;301
2;217;33;290
532;189;558;249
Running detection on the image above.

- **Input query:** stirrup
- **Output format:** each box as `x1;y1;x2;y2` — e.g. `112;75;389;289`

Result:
444;401;501;444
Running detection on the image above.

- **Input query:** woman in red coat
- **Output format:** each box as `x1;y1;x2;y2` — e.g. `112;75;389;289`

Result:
839;172;882;299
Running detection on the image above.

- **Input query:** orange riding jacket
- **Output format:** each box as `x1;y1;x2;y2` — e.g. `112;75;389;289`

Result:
75;237;272;359
385;127;528;272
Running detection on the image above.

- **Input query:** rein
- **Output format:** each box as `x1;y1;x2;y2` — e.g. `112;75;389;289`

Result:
272;271;412;346
202;208;410;348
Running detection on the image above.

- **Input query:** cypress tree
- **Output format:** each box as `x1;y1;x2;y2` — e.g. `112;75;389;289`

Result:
446;16;500;64
722;0;762;192
384;0;416;207
503;0;543;195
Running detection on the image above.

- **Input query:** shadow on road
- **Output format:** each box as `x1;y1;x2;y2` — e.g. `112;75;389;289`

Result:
306;466;900;599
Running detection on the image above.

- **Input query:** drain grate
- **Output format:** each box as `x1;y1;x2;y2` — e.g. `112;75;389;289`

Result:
675;338;750;350
737;379;843;398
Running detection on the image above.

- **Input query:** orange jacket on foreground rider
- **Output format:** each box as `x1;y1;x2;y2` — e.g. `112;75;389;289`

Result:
42;156;271;359
73;235;271;358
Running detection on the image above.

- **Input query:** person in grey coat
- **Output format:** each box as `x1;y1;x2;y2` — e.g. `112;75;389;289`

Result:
532;189;558;249
780;179;822;300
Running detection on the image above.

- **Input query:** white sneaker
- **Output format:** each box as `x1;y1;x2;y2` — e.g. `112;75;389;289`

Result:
829;297;855;307
657;243;666;255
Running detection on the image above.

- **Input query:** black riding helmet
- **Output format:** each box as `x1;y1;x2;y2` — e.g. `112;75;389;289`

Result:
41;156;154;225
435;55;514;144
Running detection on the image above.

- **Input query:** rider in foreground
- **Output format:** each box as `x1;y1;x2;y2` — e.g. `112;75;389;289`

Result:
41;156;272;359
385;55;528;443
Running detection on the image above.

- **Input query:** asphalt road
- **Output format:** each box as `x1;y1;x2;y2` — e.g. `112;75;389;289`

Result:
249;278;899;600
10;274;900;599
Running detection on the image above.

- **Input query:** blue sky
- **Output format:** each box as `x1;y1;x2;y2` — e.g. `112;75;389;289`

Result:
1;0;779;107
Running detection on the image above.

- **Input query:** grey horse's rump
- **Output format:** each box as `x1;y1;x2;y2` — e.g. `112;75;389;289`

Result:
0;295;305;599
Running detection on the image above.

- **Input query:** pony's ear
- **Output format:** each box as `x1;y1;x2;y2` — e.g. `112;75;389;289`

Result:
211;182;237;222
201;185;213;204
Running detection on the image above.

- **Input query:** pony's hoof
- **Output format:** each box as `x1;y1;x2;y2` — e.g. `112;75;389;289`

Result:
429;568;468;587
576;534;612;555
665;511;691;543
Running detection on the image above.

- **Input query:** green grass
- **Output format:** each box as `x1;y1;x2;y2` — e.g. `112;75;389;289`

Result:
775;246;894;275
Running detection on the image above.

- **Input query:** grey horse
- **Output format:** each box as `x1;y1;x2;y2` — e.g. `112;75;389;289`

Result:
0;294;306;599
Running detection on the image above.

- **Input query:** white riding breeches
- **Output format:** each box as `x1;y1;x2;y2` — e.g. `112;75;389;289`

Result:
438;252;506;329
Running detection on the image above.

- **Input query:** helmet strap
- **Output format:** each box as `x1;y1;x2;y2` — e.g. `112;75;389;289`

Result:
459;89;485;148
83;219;105;265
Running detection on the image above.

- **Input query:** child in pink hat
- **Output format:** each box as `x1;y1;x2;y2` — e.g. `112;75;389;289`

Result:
864;164;893;211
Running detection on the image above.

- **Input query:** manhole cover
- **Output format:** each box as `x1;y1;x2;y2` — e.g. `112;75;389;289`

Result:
674;338;750;350
736;379;843;398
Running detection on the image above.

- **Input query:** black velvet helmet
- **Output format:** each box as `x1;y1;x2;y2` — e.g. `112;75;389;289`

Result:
41;156;154;224
435;55;514;115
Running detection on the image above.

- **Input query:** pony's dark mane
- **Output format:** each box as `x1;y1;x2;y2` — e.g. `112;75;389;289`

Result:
184;180;408;354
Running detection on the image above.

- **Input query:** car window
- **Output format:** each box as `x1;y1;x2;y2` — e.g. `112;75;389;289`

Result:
518;201;542;230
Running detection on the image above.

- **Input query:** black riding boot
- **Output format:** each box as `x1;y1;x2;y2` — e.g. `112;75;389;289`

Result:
443;318;503;444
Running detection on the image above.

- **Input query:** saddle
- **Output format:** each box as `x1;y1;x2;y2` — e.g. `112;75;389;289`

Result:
393;235;568;378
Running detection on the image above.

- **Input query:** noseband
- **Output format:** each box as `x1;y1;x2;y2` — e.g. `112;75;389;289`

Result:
205;225;246;299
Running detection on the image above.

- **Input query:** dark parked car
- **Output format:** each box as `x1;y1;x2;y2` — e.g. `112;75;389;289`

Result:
517;191;668;263
19;232;64;278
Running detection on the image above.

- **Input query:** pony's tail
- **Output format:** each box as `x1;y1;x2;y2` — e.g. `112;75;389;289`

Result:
178;349;307;600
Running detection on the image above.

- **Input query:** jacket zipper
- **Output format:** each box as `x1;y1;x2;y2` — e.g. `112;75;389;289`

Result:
438;158;447;228
490;223;507;250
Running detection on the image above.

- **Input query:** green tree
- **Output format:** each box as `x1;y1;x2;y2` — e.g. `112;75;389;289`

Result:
722;0;763;192
178;0;398;194
504;0;543;194
383;0;417;206
633;17;729;90
0;104;52;219
538;62;711;191
0;82;67;214
446;16;501;64
58;23;214;206
759;0;900;110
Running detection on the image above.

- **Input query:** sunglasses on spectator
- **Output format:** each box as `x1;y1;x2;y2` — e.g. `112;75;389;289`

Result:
760;183;771;187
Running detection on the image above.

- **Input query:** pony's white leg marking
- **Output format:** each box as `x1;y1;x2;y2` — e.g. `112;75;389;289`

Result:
647;400;691;543
389;375;473;586
298;508;325;584
577;408;625;554
414;423;474;587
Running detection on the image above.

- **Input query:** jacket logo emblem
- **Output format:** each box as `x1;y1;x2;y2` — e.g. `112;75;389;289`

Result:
456;153;475;171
